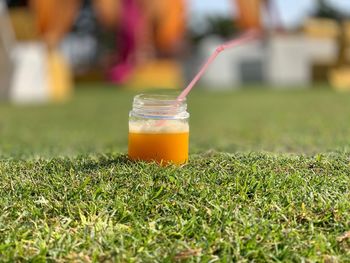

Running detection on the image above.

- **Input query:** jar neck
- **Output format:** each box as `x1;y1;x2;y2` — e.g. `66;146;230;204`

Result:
131;94;189;119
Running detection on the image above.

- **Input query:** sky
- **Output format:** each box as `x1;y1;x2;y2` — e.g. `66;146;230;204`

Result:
189;0;350;29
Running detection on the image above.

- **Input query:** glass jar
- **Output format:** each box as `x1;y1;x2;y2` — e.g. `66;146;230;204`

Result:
128;94;190;165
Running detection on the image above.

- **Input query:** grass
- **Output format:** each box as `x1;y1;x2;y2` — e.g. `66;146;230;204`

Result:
0;85;350;261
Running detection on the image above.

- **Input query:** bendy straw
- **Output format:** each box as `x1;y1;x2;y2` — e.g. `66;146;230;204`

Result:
177;30;261;100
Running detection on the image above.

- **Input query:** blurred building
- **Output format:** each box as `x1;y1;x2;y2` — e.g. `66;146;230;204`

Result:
197;27;340;88
195;1;350;89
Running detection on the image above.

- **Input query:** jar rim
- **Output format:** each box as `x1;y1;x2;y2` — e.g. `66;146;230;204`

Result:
131;93;189;119
134;94;186;103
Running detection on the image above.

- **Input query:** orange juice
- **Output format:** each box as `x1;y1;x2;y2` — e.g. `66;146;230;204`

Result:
128;120;189;165
128;132;189;164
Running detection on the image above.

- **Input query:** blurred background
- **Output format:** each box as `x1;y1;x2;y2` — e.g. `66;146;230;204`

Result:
2;0;350;103
1;0;350;157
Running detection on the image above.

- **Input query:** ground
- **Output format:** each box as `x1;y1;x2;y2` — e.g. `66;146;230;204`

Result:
0;85;350;262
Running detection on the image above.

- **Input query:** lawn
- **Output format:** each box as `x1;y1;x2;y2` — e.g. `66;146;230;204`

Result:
0;85;350;262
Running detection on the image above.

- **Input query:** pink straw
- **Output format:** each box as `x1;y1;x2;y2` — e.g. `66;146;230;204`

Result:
177;29;261;101
156;30;261;127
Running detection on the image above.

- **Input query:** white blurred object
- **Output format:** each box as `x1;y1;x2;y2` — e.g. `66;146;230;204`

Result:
307;38;338;64
267;35;338;87
198;36;266;88
10;43;50;103
0;0;55;104
267;35;310;86
199;36;239;88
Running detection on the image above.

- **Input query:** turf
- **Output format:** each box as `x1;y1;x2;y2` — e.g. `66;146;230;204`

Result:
0;86;350;262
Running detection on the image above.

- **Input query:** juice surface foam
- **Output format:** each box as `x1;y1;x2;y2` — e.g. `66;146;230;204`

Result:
129;120;189;134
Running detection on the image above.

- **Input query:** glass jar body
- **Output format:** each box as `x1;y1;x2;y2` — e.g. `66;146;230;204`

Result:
128;94;189;165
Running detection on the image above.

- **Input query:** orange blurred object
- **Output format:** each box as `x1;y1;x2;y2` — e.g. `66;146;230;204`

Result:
47;49;72;102
93;0;121;29
128;132;189;165
153;0;186;54
128;59;183;89
235;0;263;30
30;0;81;47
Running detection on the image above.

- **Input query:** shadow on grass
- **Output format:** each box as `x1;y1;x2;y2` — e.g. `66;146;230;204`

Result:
40;151;242;175
75;154;132;173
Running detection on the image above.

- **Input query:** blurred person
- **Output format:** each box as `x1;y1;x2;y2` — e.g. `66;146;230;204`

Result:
107;0;145;83
98;0;186;85
3;0;82;103
28;0;81;101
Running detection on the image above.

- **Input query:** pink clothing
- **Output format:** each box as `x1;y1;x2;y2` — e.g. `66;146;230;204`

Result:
108;0;142;84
